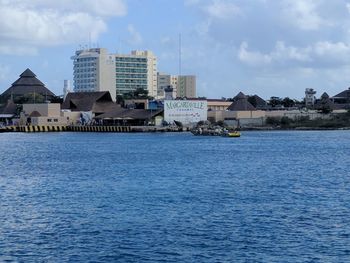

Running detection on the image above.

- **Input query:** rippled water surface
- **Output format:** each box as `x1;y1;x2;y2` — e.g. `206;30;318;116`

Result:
1;131;350;262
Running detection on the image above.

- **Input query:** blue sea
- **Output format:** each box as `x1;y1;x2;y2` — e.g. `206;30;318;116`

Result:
0;131;350;262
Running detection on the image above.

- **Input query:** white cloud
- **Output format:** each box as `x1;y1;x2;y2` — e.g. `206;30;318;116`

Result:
0;44;38;56
127;24;143;45
0;0;126;55
204;0;241;20
2;0;127;17
238;40;350;67
238;42;272;66
313;41;350;58
282;0;329;30
273;41;311;62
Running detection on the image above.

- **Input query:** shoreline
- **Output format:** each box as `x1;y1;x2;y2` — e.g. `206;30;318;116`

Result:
2;125;350;133
241;126;350;131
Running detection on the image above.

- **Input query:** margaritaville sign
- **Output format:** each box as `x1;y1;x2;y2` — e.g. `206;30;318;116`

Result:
164;100;207;124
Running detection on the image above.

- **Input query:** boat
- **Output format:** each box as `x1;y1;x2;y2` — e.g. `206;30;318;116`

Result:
227;131;241;137
191;126;241;137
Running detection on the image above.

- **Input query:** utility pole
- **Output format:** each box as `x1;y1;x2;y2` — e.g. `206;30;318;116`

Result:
179;34;182;77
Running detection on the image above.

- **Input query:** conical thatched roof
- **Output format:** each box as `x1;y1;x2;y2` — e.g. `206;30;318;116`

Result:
321;92;329;99
234;92;247;100
0;99;17;115
252;94;267;106
315;91;335;110
228;92;256;111
29;110;42;117
1;68;55;98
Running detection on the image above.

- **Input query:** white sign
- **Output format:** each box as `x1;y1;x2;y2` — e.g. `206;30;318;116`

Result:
164;100;207;124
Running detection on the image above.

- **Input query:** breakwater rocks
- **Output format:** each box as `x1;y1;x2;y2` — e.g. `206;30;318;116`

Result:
191;125;229;136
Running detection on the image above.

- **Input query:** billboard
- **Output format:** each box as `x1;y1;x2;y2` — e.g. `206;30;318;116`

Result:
164;100;207;124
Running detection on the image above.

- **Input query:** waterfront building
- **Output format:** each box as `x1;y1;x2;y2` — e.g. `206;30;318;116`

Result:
248;95;268;110
94;107;164;126
157;72;177;99
207;92;265;127
71;48;116;101
61;91;120;118
0;99;17;124
164;86;174;100
116;50;157;98
20;103;74;126
0;68;55;103
207;99;232;111
164;99;207;125
72;49;157;100
305;88;316;108
315;92;335;112
332;88;350;107
228;92;256;111
177;75;196;98
124;98;149;109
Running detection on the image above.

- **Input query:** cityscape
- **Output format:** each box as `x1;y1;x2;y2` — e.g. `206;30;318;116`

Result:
1;47;350;131
1;1;350;262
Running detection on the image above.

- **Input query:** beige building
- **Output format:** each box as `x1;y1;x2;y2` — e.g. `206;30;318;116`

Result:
116;50;157;98
177;75;196;98
208;110;265;123
21;103;80;126
71;48;116;101
207;99;232;111
157;72;178;99
72;49;158;100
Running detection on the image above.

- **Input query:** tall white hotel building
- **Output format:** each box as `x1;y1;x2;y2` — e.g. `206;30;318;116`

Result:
72;48;157;100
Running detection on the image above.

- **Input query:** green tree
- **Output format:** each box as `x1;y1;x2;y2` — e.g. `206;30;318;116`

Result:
122;88;153;100
16;93;45;104
282;97;295;108
268;96;282;107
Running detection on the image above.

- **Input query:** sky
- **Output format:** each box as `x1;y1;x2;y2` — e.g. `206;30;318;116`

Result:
1;0;350;100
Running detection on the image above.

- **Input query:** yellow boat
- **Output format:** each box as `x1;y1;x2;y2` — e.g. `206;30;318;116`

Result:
227;131;241;137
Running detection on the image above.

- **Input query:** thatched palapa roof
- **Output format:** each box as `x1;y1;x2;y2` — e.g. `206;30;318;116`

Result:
62;91;120;113
0;99;17;115
1;68;55;98
228;92;256;111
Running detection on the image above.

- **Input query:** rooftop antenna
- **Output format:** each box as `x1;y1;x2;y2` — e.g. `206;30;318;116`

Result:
89;32;91;49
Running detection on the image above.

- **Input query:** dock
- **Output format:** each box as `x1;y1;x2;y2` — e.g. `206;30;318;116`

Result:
0;125;188;133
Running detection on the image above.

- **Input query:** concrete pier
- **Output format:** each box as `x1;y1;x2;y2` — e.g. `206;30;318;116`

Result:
1;125;189;133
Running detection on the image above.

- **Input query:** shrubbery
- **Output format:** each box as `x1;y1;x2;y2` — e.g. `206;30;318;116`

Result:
265;113;350;129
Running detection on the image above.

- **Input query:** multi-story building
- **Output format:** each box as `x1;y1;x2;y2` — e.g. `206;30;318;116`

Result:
305;88;316;108
72;49;157;100
71;48;116;101
115;50;157;97
177;75;196;98
157;72;178;99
